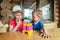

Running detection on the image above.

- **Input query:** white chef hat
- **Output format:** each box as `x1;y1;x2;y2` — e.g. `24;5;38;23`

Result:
12;5;22;12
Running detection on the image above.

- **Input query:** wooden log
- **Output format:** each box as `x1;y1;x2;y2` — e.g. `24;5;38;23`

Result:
1;9;7;17
1;2;7;9
1;17;9;24
6;2;12;9
3;0;11;2
1;1;12;9
11;2;19;6
1;9;12;17
11;0;20;3
6;9;12;17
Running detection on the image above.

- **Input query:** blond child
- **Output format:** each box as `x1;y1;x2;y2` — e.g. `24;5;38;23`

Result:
31;9;51;38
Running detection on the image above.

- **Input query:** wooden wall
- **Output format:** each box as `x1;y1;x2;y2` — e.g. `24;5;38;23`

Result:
56;0;60;28
0;0;20;24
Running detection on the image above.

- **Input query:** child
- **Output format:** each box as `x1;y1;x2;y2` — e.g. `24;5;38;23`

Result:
9;10;24;32
31;9;51;38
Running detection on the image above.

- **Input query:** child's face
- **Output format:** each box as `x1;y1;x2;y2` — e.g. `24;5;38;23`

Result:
32;12;40;22
14;13;23;20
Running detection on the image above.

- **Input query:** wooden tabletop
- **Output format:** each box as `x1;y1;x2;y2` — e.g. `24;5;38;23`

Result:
0;28;60;40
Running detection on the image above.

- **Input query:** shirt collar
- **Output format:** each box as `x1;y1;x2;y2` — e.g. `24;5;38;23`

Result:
34;20;40;25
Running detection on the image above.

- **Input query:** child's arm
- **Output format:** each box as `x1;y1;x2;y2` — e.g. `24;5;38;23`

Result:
9;20;20;32
42;27;48;34
9;24;19;32
9;25;14;32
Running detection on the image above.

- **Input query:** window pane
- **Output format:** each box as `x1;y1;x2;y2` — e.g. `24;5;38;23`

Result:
24;9;33;19
40;4;51;21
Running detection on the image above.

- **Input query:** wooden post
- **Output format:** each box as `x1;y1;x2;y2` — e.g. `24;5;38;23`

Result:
49;0;54;21
36;0;40;9
57;0;60;28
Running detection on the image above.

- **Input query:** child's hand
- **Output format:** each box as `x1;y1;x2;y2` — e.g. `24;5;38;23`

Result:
16;20;21;26
40;32;51;38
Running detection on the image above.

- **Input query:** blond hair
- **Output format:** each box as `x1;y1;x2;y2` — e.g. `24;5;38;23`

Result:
32;9;42;18
12;10;23;15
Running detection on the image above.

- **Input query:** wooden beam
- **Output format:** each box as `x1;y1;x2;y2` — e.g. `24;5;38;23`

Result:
29;2;36;8
36;0;40;9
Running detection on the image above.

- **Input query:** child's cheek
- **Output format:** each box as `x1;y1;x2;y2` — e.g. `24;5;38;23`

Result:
20;16;22;19
34;17;39;21
16;16;18;18
15;16;20;19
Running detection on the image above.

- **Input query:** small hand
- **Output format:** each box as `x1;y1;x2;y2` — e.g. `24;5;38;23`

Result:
40;32;51;38
16;20;21;26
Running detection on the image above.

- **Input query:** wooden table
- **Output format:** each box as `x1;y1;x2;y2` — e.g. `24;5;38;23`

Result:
0;28;60;40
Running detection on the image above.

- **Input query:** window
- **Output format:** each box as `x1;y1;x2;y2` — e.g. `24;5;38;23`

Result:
21;0;54;22
40;4;51;21
24;9;33;19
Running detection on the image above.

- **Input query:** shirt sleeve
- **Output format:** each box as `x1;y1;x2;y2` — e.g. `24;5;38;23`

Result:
9;20;15;27
39;21;44;28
